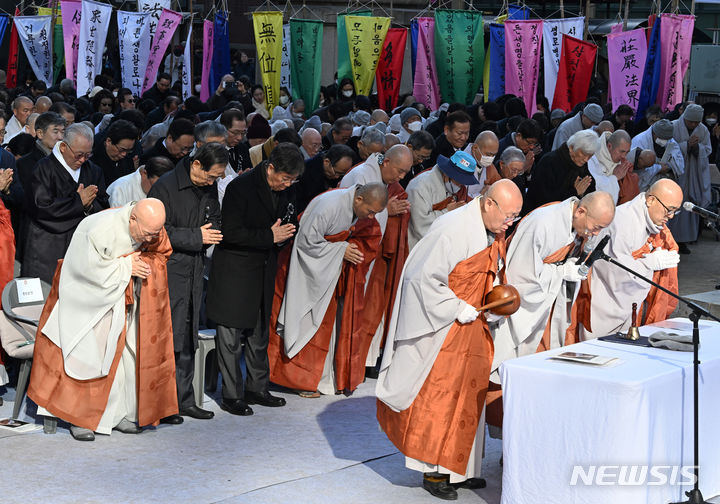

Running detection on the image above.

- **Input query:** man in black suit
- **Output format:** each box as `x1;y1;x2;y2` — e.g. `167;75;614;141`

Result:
220;108;251;173
91;119;139;186
141;118;195;165
147;142;227;422
295;144;355;213
428;111;472;168
141;72;173;106
206;143;304;416
22;123;109;283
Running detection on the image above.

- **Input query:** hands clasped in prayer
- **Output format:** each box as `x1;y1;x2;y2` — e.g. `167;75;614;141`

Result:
130;252;151;279
387;195;411;216
0;168;12;192
77;183;99;208
271;218;296;243
343;243;364;264
573;175;593;196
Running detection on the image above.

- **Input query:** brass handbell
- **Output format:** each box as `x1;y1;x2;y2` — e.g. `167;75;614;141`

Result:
625;302;641;341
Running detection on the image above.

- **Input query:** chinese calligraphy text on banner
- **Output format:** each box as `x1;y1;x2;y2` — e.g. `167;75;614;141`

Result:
542;17;584;108
504;20;543;115
36;7;63;84
76;0;112;96
376;28;407;111
14;16;53;87
337;10;371;83
118;11;151;98
657;13;694;112
200;20;214;102
137;0;170;38
413;17;441;111
552;34;597;112
60;0;81;82
253;11;283;114
434;10;485;105
607;29;647;112
181;26;192;100
143;8;182;94
290;19;323;113
345;16;390;96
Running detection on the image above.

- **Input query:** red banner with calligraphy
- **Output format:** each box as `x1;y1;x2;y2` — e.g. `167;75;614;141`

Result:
6;8;19;89
376;27;407;111
552;34;597;113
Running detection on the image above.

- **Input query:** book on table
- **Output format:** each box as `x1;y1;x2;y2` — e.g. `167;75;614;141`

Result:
548;351;619;366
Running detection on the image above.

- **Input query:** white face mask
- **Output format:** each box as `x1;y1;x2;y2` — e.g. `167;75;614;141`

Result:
195;84;202;93
655;138;668;147
279;96;289;106
479;155;495;168
407;121;422;132
342;90;354;98
707;118;717;126
444;180;461;195
112;91;118;97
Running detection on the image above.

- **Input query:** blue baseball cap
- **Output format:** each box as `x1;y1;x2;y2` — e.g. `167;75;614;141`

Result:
437;151;479;186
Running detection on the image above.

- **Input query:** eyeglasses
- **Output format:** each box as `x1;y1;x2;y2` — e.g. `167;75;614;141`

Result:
228;129;248;136
279;174;299;185
489;197;521;223
125;98;136;104
650;194;679;216
114;144;134;155
64;142;92;161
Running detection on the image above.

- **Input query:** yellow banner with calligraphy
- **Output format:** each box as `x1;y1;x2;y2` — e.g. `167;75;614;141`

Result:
253;11;283;116
345;16;390;96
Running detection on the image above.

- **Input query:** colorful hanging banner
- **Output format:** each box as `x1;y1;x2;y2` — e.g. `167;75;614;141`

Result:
117;11;151;98
36;7;63;84
413;17;441;111
542;17;584;108
552;34;597;112
6;8;19;89
337;10;371;84
60;0;81;83
142;8;182;94
181;25;192;101
410;18;419;82
253;11;284;114
607;28;647;113
434;10;484;105
657;13;694;112
211;11;231;93
376;27;407;111
137;0;170;38
290;19;323;113
200;20;214;103
0;15;8;47
76;0;112;96
636;16;662;121
280;23;291;94
345;15;390;96
488;23;506;102
504;20;543;115
14;16;54;87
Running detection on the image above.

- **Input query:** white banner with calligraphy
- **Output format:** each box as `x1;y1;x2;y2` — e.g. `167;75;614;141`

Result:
117;11;151;98
137;0;171;39
14;16;54;87
542;17;584;108
280;23;291;95
181;25;192;100
76;0;113;97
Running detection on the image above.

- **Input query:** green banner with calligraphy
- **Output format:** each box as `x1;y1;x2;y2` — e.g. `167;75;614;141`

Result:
434;9;485;104
337;10;371;84
290;19;323;113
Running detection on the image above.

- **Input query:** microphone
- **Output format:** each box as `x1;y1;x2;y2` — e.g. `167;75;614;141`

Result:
683;202;720;222
578;235;611;276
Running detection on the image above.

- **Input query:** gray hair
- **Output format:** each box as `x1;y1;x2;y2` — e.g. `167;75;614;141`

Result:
608;129;631;148
64;123;94;146
500;146;526;165
567;129;600;155
59;78;75;93
194;120;228;143
360;127;385;146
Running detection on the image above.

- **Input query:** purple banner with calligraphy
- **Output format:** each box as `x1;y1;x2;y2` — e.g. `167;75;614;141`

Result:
60;0;81;83
607;29;647;113
142;8;182;94
200;20;214;103
412;17;441;111
657;14;694;112
504;20;543;115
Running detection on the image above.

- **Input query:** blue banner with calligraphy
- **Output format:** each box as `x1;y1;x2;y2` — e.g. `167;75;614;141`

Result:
211;11;231;94
636;16;662;121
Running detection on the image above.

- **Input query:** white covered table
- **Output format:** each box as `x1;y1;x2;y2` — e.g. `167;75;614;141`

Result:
500;318;720;504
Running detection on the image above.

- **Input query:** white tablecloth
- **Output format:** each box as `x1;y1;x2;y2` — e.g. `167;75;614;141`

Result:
500;318;720;504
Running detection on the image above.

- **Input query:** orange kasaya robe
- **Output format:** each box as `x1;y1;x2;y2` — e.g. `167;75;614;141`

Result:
268;218;382;392
27;229;178;431
618;169;641;205
376;236;506;476
0;200;15;369
633;227;679;324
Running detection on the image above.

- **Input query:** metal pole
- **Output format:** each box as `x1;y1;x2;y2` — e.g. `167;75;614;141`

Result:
560;0;565;18
584;0;591;40
623;0;630;31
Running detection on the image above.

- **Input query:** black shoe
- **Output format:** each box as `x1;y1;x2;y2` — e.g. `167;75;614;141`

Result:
422;476;458;500
678;243;691;254
220;399;254;416
159;414;184;425
246;390;286;407
451;477;486;489
70;425;95;441
179;405;215;419
365;366;379;379
113;419;142;434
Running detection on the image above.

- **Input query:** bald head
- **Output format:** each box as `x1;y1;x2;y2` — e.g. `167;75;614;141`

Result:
637;149;657;170
130;198;166;243
475;130;499;150
35;96;52;114
580;191;616;219
649;179;683;204
488;179;522;207
574;191;615;237
380;144;413;185
301;128;322;158
371;109;389;125
595;121;615;135
482;179;523;234
384;133;401;151
354;182;389;219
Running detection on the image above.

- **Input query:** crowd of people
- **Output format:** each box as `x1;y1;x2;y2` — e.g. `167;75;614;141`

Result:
0;58;710;500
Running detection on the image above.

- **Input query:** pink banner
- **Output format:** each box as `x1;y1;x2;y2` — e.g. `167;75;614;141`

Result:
60;0;81;82
504;20;543;115
200;19;214;102
142;8;182;94
607;29;647;113
657;13;694;112
412;17;441;111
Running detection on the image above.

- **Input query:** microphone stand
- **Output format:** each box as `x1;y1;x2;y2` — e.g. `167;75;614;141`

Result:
596;252;720;504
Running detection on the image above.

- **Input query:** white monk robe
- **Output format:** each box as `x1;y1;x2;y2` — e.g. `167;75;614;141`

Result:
630;128;684;192
276;186;358;394
581;193;665;338
108;168;146;207
492;197;581;374
37;204;141;434
339;153;387;366
669;118;712;242
406;165;459;249
587;131;621;203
